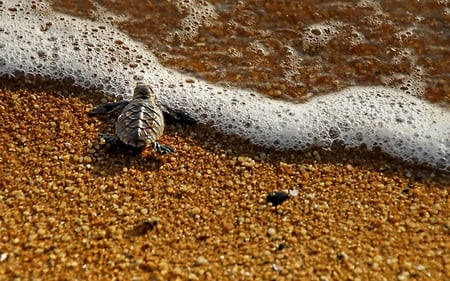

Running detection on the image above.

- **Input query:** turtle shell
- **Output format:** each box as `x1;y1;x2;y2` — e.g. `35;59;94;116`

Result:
115;85;165;148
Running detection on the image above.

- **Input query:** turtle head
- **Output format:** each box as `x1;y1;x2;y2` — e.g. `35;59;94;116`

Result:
133;84;156;102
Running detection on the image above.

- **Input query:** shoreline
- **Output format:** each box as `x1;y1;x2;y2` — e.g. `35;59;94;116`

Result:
0;80;449;280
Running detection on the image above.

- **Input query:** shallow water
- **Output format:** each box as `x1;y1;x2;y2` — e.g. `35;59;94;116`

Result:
50;0;450;101
0;0;449;170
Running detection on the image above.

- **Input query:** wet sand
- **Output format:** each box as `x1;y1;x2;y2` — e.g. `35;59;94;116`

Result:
0;80;449;280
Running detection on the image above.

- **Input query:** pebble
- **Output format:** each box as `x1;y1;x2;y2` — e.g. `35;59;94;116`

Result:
289;189;299;197
191;206;201;215
237;156;256;167
272;263;281;271
0;253;8;262
11;190;25;200
267;191;289;207
267;228;276;236
397;271;410;281
225;180;234;188
195;256;208;266
82;156;93;163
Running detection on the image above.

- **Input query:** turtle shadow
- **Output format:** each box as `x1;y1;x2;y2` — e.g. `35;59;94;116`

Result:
89;149;163;176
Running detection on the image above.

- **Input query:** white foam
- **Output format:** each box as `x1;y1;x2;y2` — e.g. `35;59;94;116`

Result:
1;1;449;170
302;22;341;50
169;0;218;41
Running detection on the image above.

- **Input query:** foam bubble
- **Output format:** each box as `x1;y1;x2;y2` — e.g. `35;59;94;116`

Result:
280;45;305;87
302;22;341;50
381;48;426;98
1;1;449;171
395;27;417;41
170;0;219;41
248;41;271;57
349;27;366;46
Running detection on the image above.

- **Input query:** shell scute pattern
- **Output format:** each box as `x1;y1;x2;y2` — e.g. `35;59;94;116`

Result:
116;91;165;148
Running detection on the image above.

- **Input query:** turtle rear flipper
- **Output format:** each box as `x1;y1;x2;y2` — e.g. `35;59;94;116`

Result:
99;133;144;154
90;100;130;115
153;142;175;154
99;133;121;147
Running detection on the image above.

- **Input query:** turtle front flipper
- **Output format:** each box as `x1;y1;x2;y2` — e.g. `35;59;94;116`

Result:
90;100;130;115
153;142;175;154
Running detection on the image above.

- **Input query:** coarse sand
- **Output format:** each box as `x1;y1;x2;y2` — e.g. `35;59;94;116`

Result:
0;80;449;280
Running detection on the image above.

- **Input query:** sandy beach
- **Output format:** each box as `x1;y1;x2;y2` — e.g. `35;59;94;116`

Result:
0;79;449;280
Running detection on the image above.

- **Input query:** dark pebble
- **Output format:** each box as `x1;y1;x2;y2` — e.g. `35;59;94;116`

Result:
276;243;286;251
267;191;289;207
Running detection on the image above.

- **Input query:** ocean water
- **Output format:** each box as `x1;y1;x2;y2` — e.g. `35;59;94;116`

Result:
0;0;449;170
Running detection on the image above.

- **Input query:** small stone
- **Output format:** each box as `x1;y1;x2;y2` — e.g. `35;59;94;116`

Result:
11;190;25;200
267;191;289;207
83;156;92;163
237;156;255;167
166;186;175;194
0;253;8;262
305;193;315;199
67;260;79;267
272;263;281;271
373;255;383;263
61;234;71;242
371;262;379;270
397;271;410;281
140;208;149;215
191;207;201;215
267;228;276;236
337;252;348;261
225;180;234;188
289;189;299;197
187;273;198;280
195;256;208;266
402;261;413;270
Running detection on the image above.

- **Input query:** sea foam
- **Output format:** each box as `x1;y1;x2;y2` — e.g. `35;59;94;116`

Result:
0;1;448;170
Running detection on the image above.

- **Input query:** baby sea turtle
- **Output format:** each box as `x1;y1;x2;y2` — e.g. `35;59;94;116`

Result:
90;84;174;154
